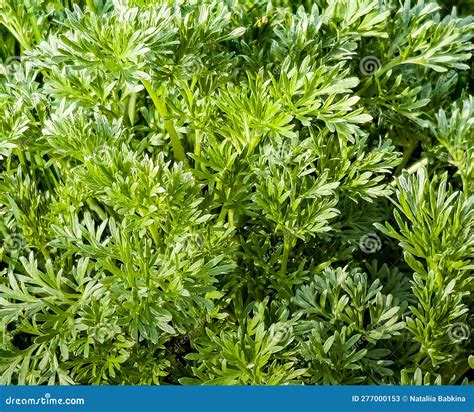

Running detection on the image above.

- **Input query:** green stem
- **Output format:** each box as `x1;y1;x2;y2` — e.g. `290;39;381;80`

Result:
390;157;428;187
395;141;418;175
460;173;469;196
194;129;201;168
405;157;429;175
227;209;234;228
40;245;51;261
128;92;138;126
279;238;293;280
86;0;96;12
218;206;227;222
214;179;222;201
86;198;107;221
16;148;27;167
47;164;60;187
28;12;42;45
142;79;187;163
149;222;162;250
103;204;117;220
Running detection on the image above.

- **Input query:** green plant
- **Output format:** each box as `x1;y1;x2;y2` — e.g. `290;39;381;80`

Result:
0;0;472;385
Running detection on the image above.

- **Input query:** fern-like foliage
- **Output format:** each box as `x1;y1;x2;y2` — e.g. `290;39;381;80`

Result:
0;0;472;385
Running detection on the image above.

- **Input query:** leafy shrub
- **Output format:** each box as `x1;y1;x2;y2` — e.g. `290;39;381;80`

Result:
0;0;472;385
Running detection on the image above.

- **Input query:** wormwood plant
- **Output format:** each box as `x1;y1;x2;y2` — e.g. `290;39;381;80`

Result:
0;0;472;385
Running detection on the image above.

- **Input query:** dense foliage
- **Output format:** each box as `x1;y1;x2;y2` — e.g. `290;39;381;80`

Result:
0;0;472;385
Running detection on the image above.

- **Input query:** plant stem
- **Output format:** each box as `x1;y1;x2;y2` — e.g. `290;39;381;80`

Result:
390;157;428;186
128;92;137;126
16;148;27;167
227;209;234;228
149;222;162;250
86;0;96;12
214;179;222;201
395;141;418;175
28;12;42;45
142;79;187;164
86;198;107;221
218;206;227;222
41;245;51;261
461;173;469;195
194;129;201;168
279;238;293;281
